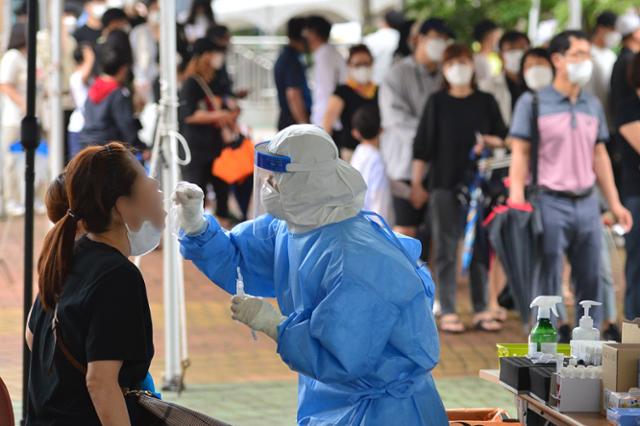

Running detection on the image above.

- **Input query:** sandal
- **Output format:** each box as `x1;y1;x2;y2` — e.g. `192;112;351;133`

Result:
473;317;503;332
491;307;508;322
439;315;466;334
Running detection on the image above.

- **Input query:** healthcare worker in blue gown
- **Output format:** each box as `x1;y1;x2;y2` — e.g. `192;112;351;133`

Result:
172;124;447;426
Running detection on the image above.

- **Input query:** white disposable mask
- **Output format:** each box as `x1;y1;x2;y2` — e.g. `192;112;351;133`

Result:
210;54;225;70
604;31;622;49
444;63;474;86
91;3;107;20
260;181;285;220
567;59;593;87
503;49;525;74
425;38;447;62
524;65;553;91
350;66;372;84
63;16;77;34
127;220;163;257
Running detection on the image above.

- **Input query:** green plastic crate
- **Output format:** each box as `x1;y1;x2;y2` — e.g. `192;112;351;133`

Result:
496;343;571;358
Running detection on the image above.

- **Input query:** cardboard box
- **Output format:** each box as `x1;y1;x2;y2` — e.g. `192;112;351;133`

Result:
549;373;601;412
622;319;640;344
603;344;640;392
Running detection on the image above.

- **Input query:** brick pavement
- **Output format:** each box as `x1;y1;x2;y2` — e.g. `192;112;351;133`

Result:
0;215;627;424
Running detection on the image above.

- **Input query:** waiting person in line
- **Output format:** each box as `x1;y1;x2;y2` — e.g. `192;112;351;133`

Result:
479;31;530;126
322;44;378;161
0;23;28;217
411;43;507;333
615;52;640;322
520;48;554;92
586;11;619;127
273;17;311;130
129;0;160;104
26;142;164;425
303;15;347;127
73;0;106;46
183;0;215;44
68;43;95;159
350;105;393;222
179;38;238;223
79;43;145;152
363;9;402;84
173;124;448;426
473;19;502;82
509;31;633;341
378;18;453;238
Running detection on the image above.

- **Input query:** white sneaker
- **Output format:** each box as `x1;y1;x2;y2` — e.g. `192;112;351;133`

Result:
6;201;25;217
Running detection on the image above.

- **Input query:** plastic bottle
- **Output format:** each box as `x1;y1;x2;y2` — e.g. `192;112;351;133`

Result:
528;296;562;355
572;300;602;341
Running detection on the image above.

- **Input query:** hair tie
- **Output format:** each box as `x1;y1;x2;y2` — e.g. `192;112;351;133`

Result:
67;209;79;220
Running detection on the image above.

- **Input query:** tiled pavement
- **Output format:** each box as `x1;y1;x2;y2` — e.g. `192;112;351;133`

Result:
1;215;625;424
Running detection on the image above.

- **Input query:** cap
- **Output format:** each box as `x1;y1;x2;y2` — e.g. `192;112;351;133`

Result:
616;13;640;37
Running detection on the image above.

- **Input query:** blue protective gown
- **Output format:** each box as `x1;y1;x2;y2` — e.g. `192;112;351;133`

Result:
179;212;448;426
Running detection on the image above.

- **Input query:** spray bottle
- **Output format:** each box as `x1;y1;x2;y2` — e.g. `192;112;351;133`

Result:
572;300;602;341
529;296;562;355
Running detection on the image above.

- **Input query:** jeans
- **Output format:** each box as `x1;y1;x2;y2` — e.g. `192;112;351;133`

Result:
624;195;640;320
537;192;603;326
429;189;487;315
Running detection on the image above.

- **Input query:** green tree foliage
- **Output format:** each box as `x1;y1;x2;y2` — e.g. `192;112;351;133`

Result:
406;0;637;42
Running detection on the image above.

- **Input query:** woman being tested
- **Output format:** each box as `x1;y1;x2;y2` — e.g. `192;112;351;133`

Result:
26;143;165;425
173;124;447;425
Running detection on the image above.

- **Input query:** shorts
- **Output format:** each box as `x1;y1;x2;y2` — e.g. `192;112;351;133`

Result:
392;180;426;227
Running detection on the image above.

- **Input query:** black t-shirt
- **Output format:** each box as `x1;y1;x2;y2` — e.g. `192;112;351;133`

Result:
505;75;526;111
26;236;154;426
413;89;507;191
274;45;311;129
72;25;101;46
611;47;635;119
333;84;379;151
179;76;224;165
615;94;640;197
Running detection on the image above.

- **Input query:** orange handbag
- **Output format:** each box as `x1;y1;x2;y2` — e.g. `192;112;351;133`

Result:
212;137;255;184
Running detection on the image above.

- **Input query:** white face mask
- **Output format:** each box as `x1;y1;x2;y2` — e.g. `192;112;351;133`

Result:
210;54;225;70
444;63;474;86
566;59;593;87
350;66;372;84
260;181;285;220
425;38;447;63
503;49;525;74
604;31;622;49
91;3;107;20
524;65;553;91
127;220;163;257
63;16;77;34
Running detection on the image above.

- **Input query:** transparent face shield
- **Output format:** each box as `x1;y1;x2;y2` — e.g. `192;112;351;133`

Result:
253;142;292;239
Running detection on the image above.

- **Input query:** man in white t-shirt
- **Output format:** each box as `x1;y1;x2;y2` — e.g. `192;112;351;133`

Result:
303;16;347;127
586;11;620;128
350;105;393;223
0;23;28;216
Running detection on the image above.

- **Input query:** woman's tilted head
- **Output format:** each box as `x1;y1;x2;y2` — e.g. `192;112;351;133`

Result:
38;142;164;310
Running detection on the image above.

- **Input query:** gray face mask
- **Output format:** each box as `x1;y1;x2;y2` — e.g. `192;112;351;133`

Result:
127;221;163;257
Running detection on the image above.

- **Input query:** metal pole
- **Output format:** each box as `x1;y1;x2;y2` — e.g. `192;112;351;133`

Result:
159;0;185;391
49;0;64;178
567;0;582;30
21;0;40;423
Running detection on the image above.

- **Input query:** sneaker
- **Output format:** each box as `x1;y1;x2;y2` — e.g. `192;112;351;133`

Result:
603;324;622;342
558;324;571;344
